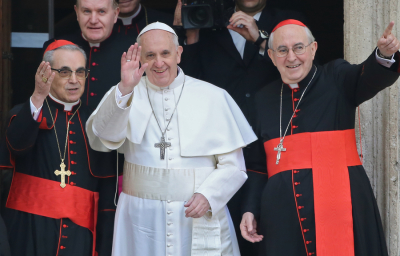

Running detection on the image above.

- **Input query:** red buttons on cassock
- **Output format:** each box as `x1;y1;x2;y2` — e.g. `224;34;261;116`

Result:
71;171;76;175
94;48;98;52
298;206;304;209
294;98;299;102
71;161;77;165
69;121;74;124
63;224;68;228
67;112;72;116
91;77;97;81
293;125;298;129
69;140;76;144
303;229;309;232
92;62;97;66
306;241;312;244
296;194;302;197
70;182;75;186
60;246;65;249
90;92;97;96
69;131;75;134
308;253;315;255
294;170;299;173
293;114;298;118
295;109;301;112
62;235;68;238
294;89;299;92
70;151;76;154
301;218;307;221
295;182;300;185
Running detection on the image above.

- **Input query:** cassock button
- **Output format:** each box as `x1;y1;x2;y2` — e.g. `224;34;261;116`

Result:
167;244;172;247
90;92;97;96
167;233;172;236
296;194;302;197
295;182;300;185
167;200;171;203
303;229;309;232
63;224;68;228
167;128;171;131
293;125;298;129
294;98;299;102
91;77;97;81
306;241;312;244
70;140;76;144
169;158;173;160
295;109;301;112
298;206;304;209
294;89;299;92
168;137;172;140
60;246;66;249
246;93;251;97
167;222;172;225
308;253;315;255
169;147;172;151
301;218;307;221
71;161;77;164
70;182;75;186
70;151;76;154
62;235;68;238
71;171;76;175
92;62;97;66
94;48;98;52
294;170;299;174
165;108;170;111
167;211;172;214
67;112;72;116
69;131;75;134
165;98;169;101
69;121;74;124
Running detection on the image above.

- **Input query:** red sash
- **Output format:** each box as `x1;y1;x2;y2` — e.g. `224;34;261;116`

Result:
6;172;99;256
265;129;361;256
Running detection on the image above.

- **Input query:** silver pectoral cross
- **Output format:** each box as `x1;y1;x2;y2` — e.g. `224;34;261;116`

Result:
274;142;286;165
54;161;71;188
154;136;171;160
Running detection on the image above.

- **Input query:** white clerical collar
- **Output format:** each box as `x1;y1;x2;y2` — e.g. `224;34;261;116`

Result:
145;66;184;91
288;84;299;89
49;93;80;111
118;4;142;25
81;33;100;48
234;7;262;20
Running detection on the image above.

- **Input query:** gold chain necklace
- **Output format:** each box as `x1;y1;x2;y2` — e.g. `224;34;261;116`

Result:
45;98;81;188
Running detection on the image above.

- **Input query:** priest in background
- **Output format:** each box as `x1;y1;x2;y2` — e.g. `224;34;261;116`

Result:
3;40;117;256
86;22;256;256
240;20;400;256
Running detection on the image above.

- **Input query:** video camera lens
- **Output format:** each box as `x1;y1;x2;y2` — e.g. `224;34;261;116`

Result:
188;7;210;27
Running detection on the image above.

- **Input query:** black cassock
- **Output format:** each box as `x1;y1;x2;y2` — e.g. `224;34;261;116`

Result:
43;5;172;112
2;97;117;256
243;51;400;256
179;7;305;255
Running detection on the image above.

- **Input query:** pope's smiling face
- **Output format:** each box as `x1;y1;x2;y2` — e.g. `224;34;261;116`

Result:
268;24;317;84
75;0;119;44
140;30;183;88
50;49;86;103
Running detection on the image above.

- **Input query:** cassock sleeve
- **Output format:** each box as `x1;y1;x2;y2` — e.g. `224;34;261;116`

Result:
334;49;400;106
96;176;117;256
6;101;41;156
195;148;248;216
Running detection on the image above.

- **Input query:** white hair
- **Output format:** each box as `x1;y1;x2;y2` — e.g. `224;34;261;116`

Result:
137;31;179;50
43;44;87;65
268;26;315;49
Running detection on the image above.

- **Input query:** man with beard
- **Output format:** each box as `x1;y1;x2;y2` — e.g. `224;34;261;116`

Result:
241;19;400;256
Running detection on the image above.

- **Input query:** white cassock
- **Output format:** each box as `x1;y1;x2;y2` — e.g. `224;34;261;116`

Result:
86;68;257;256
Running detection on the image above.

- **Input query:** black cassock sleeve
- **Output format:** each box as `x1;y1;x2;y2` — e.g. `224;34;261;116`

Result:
96;176;117;256
333;49;400;106
6;101;40;156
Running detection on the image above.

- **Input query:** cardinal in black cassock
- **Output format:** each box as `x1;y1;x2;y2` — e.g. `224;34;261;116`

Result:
241;20;400;256
2;40;117;256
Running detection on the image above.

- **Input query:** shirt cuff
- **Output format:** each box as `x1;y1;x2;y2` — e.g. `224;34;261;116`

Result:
375;48;395;68
30;97;43;121
115;83;133;109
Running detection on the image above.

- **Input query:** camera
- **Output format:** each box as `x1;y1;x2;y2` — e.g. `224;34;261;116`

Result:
181;0;229;29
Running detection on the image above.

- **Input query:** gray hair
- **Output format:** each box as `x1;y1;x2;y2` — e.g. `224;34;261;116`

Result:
76;0;118;9
137;32;179;50
43;44;87;66
268;26;315;49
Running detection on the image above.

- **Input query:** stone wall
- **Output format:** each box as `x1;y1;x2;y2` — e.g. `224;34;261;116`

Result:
344;0;400;255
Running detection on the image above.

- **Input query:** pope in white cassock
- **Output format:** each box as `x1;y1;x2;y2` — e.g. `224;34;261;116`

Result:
86;22;257;256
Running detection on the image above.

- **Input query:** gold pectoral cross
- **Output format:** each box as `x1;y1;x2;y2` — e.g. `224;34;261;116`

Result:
54;162;71;188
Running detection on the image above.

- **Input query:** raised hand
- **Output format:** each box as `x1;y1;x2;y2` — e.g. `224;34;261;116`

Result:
184;193;211;218
173;0;183;26
32;61;55;108
377;21;400;57
227;11;259;43
119;43;148;95
240;212;264;243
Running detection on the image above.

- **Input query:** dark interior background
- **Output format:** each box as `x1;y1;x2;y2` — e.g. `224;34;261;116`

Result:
10;0;343;107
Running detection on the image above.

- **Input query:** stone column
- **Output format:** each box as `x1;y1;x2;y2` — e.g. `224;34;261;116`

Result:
344;1;400;255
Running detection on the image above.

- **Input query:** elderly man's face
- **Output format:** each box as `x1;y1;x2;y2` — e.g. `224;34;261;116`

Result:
140;30;183;88
119;0;140;16
268;25;317;84
235;0;266;13
50;49;86;103
75;0;119;44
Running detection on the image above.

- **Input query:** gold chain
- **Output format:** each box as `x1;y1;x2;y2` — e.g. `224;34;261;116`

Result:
143;5;148;25
45;98;82;164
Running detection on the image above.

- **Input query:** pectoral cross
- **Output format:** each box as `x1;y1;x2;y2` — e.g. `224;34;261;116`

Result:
274;142;286;165
154;136;171;160
54;161;71;188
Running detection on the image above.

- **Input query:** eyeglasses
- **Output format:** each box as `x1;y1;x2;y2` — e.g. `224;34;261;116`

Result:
51;68;90;79
272;42;314;57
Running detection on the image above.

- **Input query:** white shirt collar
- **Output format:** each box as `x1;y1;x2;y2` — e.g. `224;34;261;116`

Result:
118;4;142;26
145;67;184;91
49;93;80;111
81;33;100;48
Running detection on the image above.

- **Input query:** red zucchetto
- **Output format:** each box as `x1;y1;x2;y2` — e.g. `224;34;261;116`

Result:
44;39;77;55
272;19;307;33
